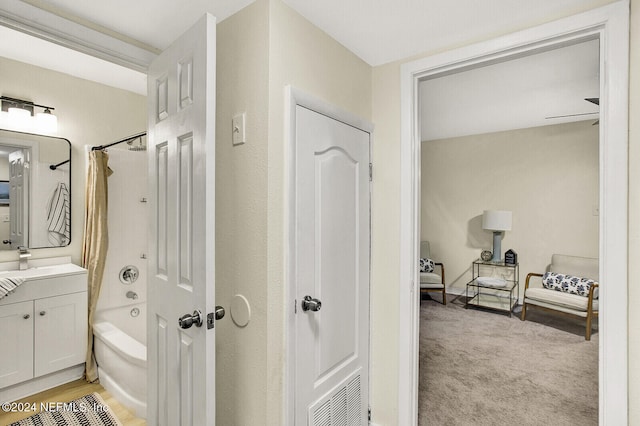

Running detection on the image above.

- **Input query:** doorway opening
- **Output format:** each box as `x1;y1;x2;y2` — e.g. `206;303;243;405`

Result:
417;38;600;424
398;3;629;425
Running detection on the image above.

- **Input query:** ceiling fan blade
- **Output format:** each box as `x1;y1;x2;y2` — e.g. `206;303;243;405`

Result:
545;112;599;120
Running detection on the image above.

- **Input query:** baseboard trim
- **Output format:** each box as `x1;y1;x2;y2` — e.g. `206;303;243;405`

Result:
0;364;84;403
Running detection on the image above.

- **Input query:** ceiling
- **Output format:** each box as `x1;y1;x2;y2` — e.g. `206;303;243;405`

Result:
14;0;613;66
21;0;254;52
420;39;600;141
0;0;603;135
0;25;146;95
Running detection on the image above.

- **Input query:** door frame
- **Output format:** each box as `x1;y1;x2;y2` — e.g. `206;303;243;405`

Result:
284;86;374;426
398;2;629;425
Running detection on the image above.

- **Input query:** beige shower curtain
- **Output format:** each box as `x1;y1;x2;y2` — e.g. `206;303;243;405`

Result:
82;150;112;382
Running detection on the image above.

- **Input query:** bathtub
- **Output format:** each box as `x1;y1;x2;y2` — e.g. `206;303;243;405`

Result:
93;304;147;418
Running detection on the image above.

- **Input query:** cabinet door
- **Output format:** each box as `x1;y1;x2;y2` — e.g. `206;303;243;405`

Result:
34;292;87;377
0;301;33;387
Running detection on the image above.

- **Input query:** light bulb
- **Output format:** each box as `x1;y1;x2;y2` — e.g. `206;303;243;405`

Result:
8;107;30;130
36;109;58;133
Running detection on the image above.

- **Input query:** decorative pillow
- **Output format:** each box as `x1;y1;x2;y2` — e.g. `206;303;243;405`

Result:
420;258;435;273
542;272;597;298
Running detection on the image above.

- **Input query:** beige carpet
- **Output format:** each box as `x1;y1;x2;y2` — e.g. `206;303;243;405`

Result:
419;295;598;426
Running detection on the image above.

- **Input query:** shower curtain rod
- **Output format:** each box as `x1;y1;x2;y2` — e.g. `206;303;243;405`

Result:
91;131;146;151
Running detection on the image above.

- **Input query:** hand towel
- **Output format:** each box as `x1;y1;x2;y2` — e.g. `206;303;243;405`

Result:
46;182;70;246
0;276;25;300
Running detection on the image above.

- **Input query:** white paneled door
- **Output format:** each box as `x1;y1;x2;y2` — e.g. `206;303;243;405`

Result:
294;104;371;425
147;14;216;426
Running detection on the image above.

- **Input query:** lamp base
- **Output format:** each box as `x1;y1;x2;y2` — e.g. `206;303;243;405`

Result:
492;231;502;262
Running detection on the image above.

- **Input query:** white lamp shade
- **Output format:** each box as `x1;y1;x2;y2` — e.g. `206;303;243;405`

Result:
482;210;512;231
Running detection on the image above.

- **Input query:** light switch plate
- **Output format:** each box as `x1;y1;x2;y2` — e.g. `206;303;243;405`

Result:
232;113;246;145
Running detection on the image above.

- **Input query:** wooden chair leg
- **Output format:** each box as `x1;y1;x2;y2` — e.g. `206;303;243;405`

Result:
442;288;446;305
585;310;592;341
520;302;527;321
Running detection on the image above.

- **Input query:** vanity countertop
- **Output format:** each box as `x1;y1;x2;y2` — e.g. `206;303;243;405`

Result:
0;257;87;306
0;256;86;280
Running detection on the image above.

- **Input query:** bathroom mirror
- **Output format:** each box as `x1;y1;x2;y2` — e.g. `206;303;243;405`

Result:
0;129;71;250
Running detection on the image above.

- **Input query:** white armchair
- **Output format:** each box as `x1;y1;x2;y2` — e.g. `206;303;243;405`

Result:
420;241;446;305
521;254;598;340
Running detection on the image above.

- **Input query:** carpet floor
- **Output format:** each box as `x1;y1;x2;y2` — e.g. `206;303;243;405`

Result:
418;295;598;426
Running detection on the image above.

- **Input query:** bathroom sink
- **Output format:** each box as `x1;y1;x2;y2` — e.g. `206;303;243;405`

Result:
0;258;86;280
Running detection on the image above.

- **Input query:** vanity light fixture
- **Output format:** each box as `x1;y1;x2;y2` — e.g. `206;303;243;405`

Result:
0;96;58;133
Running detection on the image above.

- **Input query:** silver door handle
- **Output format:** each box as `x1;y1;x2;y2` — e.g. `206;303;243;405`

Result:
301;296;322;312
178;310;203;329
215;306;225;320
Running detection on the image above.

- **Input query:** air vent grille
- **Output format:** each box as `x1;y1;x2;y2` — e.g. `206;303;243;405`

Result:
310;374;361;426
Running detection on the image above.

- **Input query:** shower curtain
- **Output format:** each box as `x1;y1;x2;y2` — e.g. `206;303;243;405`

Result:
82;150;112;382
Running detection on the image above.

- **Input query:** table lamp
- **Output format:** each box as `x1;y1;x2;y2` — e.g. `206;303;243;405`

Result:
482;210;512;262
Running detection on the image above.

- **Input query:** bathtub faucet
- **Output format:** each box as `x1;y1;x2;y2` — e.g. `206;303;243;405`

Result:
126;291;138;300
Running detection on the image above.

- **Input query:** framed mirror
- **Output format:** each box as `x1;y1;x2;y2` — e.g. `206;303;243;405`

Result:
0;129;71;250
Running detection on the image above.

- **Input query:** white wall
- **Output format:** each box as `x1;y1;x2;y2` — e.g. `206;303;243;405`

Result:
0;56;146;265
94;148;148;344
421;120;599;294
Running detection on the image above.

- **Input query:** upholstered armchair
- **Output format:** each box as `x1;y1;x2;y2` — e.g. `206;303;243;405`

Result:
420;241;446;305
521;254;598;340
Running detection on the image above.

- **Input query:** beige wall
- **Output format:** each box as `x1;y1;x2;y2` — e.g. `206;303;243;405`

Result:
370;1;620;424
266;1;372;423
421;121;599;294
628;0;640;422
215;1;373;423
0;57;146;265
215;1;270;424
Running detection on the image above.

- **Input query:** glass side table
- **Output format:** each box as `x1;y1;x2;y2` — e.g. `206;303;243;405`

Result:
465;259;519;316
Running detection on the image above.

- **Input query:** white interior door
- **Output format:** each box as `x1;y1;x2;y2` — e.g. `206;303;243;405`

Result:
9;149;28;249
294;105;371;425
147;14;216;426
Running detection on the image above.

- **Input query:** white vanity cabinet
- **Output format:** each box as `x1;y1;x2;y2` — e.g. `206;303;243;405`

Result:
34;291;88;377
0;260;87;401
0;301;34;387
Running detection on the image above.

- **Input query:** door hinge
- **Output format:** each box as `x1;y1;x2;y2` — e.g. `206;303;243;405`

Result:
294;299;297;314
369;163;373;181
368;407;372;421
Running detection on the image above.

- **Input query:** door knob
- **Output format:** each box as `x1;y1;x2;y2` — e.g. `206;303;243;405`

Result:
178;310;203;329
301;296;322;312
215;306;225;320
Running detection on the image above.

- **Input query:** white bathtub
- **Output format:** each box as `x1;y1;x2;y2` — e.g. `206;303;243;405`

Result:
93;304;147;418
